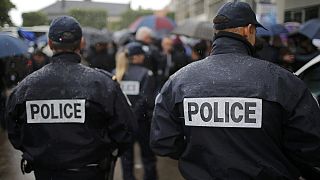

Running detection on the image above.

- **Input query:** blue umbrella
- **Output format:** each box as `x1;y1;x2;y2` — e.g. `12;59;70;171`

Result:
257;24;289;37
18;28;36;41
0;34;29;58
299;18;320;39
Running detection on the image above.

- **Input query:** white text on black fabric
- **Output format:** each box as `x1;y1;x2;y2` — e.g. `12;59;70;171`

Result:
183;97;262;128
26;99;86;123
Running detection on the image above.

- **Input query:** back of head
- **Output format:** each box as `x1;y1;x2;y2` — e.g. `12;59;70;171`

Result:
212;2;265;46
126;42;145;57
135;27;153;43
48;16;82;53
213;2;264;31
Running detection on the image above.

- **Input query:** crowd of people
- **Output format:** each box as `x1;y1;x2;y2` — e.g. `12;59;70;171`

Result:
256;33;320;72
1;3;320;179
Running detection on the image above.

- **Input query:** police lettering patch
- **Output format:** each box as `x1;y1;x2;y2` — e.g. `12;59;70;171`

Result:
120;81;140;95
26;100;86;123
183;97;262;128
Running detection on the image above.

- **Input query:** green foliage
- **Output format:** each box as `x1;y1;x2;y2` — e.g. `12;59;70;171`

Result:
22;12;48;26
117;9;153;30
69;9;107;29
167;12;175;21
0;0;15;26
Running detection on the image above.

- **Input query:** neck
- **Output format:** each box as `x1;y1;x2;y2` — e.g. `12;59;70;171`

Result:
211;31;255;56
52;49;80;56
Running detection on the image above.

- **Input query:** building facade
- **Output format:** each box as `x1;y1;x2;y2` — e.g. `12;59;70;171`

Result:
173;0;320;24
284;0;320;23
40;0;130;28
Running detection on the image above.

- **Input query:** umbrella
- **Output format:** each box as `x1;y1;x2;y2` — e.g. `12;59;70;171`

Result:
171;20;214;41
129;15;175;37
0;34;29;58
82;27;112;46
18;28;36;41
299;18;320;39
256;24;289;37
113;29;134;46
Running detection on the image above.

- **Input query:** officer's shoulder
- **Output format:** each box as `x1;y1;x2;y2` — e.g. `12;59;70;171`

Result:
169;58;204;79
253;56;294;74
141;67;154;76
93;68;117;81
252;56;304;84
17;64;50;86
131;65;153;76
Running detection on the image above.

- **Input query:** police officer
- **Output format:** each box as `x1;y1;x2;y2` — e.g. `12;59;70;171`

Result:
150;2;320;180
135;27;163;91
5;16;133;180
114;42;157;180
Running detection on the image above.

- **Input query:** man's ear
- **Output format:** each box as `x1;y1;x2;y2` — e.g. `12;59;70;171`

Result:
48;39;53;50
80;37;86;50
243;24;251;37
248;24;255;34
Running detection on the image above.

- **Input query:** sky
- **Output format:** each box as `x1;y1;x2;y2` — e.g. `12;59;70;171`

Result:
9;0;171;26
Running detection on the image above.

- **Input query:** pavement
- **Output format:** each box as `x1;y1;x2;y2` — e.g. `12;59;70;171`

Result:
0;128;184;180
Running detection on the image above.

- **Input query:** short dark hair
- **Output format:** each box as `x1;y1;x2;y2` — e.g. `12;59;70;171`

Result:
50;40;81;51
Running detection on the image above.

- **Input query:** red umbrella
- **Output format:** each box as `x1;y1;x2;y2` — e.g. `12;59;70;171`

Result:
129;15;175;37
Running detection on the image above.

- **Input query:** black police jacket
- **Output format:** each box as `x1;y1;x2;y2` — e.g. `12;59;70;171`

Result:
150;32;320;180
120;64;156;121
6;52;133;170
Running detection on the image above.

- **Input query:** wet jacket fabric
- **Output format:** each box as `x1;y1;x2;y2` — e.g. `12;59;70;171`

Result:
150;32;320;180
6;52;133;170
120;64;156;121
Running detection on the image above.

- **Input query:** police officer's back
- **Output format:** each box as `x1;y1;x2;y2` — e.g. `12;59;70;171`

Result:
150;2;320;180
115;42;157;180
5;16;133;180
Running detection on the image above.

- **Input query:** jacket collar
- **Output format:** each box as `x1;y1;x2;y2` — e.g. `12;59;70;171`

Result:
211;31;255;56
51;52;81;63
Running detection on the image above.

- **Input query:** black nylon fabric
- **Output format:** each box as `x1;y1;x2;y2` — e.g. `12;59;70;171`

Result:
6;52;134;170
150;32;320;180
121;64;156;122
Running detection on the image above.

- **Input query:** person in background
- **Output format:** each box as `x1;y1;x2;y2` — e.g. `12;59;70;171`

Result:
256;36;295;71
293;35;320;71
87;41;116;72
191;40;208;61
158;36;189;86
31;50;50;72
135;27;162;90
115;42;157;180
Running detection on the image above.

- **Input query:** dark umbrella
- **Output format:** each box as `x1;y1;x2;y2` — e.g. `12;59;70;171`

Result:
113;29;134;46
82;27;112;47
299;18;320;39
0;34;29;58
256;24;288;37
172;20;214;40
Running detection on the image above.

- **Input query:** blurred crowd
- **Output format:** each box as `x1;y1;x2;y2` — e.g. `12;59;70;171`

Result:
256;32;320;72
1;21;320;127
1;20;320;127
